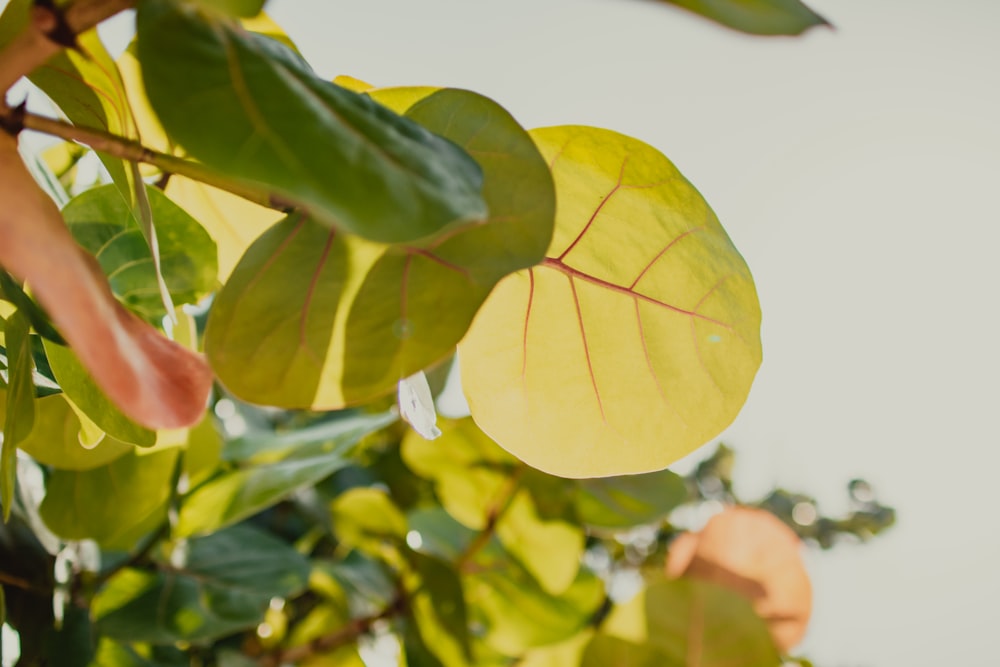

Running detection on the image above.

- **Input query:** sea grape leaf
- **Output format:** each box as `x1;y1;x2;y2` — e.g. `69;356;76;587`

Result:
94;526;310;644
403;418;582;594
39;448;178;550
600;578;781;666
580;635;664;667
329;487;407;554
575;469;688;531
194;0;267;16
62;184;217;320
405;551;472;667
460;126;761;478
164;177;282;281
175;412;393;537
42;341;156;447
204;87;554;408
2;310;33;518
655;0;830;36
136;0;487;244
4;393;131;471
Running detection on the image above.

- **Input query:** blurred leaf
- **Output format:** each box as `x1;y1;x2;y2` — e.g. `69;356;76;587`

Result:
0;271;64;344
193;0;267;16
6;393;131;471
2;310;33;518
39;448;177;549
91;639;189;666
655;0;830;36
313;551;398;617
62;184;218;320
42;341;156;447
461;125;761;477
176;413;393;537
575;469;688;531
601;577;780;666
164;176;282;281
407;507;476;563
95;526;310;644
137;0;486;244
406;552;471;667
205;88;553;408
330;487;407;554
519;631;594;667
182;415;223;488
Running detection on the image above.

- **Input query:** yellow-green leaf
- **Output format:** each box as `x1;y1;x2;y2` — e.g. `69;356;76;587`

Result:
2;310;33;518
656;0;830;36
205;88;554;408
460;126;761;478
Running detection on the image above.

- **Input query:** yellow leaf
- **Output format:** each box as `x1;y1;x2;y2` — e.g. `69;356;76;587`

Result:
459;126;761;477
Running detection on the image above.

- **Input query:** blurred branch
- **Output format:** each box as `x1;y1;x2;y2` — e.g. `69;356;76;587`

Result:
455;466;525;572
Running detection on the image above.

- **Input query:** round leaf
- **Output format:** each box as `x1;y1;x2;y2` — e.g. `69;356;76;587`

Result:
205;89;554;408
460;126;762;477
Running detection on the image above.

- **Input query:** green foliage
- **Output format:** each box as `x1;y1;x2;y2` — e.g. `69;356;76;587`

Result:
657;0;829;35
0;0;888;665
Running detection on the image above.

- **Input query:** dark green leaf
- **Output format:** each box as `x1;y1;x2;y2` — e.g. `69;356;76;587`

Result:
406;552;471;667
91;639;189;666
62;184;218;320
0;272;63;344
42;340;156;447
95;526;310;644
136;0;486;244
39;448;177;550
176;412;393;536
657;0;829;36
3;310;34;519
223;410;395;463
205;88;553;408
575;469;688;531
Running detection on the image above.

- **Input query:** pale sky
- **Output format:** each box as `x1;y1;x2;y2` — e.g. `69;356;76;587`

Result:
265;0;1000;664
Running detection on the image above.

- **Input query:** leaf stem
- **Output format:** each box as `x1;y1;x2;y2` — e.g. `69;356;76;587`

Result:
14;111;287;209
0;0;135;101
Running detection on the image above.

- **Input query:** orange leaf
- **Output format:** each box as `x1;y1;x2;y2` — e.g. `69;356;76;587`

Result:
0;133;211;429
666;507;812;652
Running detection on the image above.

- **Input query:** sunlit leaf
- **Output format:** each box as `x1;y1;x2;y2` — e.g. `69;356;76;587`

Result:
4;393;131;470
665;507;811;651
2;310;33;518
39;448;177;549
599;578;780;666
405;551;471;667
182;414;223;489
95;526;310;643
330;487;407;554
193;0;267;16
575;469;688;531
62;184;217;320
654;0;830;36
205;88;553;408
176;412;393;537
460;126;761;477
136;1;486;243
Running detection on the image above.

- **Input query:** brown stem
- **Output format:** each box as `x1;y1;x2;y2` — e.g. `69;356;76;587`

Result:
16;111;285;209
456;466;525;572
0;0;136;100
259;594;407;666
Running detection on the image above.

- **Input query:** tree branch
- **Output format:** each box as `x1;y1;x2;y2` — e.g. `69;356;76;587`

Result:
14;110;287;209
0;0;136;101
455;465;525;572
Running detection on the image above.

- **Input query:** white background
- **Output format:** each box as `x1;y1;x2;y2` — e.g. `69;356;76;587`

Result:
265;1;1000;665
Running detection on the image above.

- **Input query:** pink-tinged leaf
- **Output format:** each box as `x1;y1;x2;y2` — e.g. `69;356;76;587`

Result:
0;134;211;429
459;126;761;478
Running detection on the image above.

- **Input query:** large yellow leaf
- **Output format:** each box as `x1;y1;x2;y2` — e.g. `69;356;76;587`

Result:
459;126;761;478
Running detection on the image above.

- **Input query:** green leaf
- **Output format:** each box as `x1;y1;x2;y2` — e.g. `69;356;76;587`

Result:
330;487;407;553
91;639;189;667
62;184;218;321
39;448;177;550
136;1;487;244
5;394;131;471
3;310;34;519
406;552;471;667
460;126;762;477
600;578;781;667
205;87;554;408
656;0;830;36
222;410;395;463
95;526;310;644
0;271;63;344
193;0;267;17
575;469;688;531
175;412;393;537
42;340;156;447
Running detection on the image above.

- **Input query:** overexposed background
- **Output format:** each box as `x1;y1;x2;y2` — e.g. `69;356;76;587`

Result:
264;1;1000;665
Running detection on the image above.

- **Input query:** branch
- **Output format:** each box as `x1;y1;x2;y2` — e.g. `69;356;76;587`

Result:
15;110;286;209
0;0;135;101
455;465;525;572
259;593;407;666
